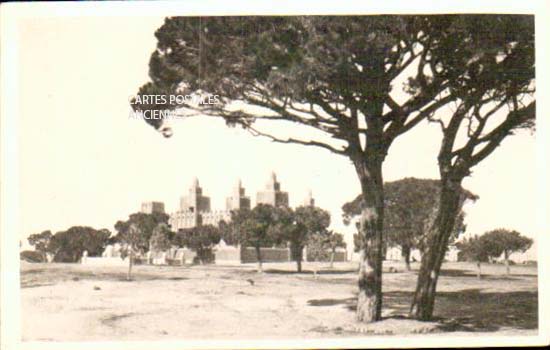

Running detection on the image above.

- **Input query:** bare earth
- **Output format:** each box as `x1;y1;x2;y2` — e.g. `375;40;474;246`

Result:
20;260;538;341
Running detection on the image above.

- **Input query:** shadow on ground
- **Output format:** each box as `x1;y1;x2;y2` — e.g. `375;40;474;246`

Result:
307;288;538;332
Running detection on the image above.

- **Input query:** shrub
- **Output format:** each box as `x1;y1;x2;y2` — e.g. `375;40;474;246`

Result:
20;250;45;263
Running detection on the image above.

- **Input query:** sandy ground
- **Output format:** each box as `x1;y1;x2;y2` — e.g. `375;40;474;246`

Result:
20;260;538;341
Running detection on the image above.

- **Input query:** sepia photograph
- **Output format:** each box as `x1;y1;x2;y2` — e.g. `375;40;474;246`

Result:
1;1;549;349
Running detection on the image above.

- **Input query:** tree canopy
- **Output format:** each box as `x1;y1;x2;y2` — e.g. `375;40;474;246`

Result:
114;211;171;253
481;229;533;260
175;225;221;264
48;226;111;263
135;14;534;323
136;15;483;154
27;230;53;260
288;205;331;272
234;204;279;249
455;235;490;278
456;235;490;264
223;204;331;272
343;178;475;253
149;223;174;253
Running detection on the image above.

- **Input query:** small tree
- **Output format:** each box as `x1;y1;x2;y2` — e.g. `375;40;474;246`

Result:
114;211;171;252
290;206;330;272
117;223;144;281
306;232;331;278
20;250;46;263
231;205;277;272
114;211;171;273
149;223;173;254
326;231;346;268
27;230;53;262
482;229;533;275
217;219;239;246
456;235;489;279
176;225;221;264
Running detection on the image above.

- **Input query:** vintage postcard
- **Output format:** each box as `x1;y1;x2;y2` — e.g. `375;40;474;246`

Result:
1;1;549;349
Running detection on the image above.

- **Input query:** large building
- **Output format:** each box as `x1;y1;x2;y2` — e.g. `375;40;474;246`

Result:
168;177;255;231
302;189;315;207
125;174;349;265
256;172;289;207
141;201;165;214
144;173;307;232
225;179;251;211
169;177;230;231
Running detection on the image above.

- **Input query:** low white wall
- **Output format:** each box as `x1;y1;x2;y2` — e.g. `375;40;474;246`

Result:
82;257;128;266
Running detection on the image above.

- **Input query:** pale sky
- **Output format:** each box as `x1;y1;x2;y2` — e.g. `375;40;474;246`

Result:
16;16;537;258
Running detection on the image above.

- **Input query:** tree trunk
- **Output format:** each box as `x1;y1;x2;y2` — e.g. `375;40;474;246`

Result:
410;176;463;321
353;158;385;323
504;251;510;275
330;248;335;269
476;261;481;279
293;243;303;273
127;249;134;281
255;245;263;273
402;245;411;271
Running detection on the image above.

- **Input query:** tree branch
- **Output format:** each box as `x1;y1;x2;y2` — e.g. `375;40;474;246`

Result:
247;125;348;156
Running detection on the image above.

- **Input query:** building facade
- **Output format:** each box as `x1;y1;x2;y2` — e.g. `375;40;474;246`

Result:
144;173;319;234
141;201;165;214
129;174;349;264
166;177;256;231
256;172;289;207
302;189;315;207
225;179;251;211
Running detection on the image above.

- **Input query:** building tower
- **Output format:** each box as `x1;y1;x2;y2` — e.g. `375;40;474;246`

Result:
226;179;251;211
180;177;211;213
256;171;289;207
170;177;212;230
141;201;165;214
302;189;315;207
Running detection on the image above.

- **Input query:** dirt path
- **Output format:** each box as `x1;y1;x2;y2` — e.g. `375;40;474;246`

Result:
20;261;538;341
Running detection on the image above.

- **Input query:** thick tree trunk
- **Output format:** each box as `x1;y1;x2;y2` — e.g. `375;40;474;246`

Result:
476;261;481;279
354;159;385;323
410;177;463;320
330;248;335;269
402;245;411;271
255;245;263;273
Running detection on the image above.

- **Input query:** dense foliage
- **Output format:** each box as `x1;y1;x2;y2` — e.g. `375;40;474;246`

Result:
114;212;171;253
174;225;221;264
47;226;111;263
343;178;476;269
